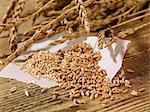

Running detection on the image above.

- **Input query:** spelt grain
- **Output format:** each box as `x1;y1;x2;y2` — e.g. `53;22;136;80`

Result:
10;87;17;93
126;69;134;73
130;90;139;96
24;89;30;96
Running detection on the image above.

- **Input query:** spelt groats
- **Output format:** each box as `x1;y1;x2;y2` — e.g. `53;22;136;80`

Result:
21;43;133;101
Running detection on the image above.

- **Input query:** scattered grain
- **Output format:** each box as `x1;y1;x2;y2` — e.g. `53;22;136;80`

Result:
10;87;17;93
90;93;95;100
101;103;107;107
125;83;132;88
0;60;3;65
119;70;125;78
41;88;47;93
52;95;57;100
76;99;86;104
123;89;129;94
76;110;86;112
126;69;134;73
80;91;85;96
110;96;114;101
125;79;131;87
94;93;99;99
130;90;139;96
72;93;81;98
125;80;131;85
69;103;79;108
24;89;30;96
102;99;110;104
85;91;90;96
139;88;145;92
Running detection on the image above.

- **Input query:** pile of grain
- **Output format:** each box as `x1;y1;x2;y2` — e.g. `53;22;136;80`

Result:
21;42;131;100
21;50;55;78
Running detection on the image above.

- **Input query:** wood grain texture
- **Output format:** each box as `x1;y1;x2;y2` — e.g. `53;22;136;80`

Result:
0;0;150;112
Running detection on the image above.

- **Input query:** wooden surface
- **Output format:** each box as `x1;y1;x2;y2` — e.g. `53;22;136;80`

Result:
0;1;150;112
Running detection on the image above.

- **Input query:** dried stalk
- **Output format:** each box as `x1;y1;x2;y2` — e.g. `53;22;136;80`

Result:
49;36;69;46
1;0;149;66
0;0;18;33
60;7;148;33
90;3;148;32
117;22;150;38
38;0;97;32
17;0;72;25
60;1;147;32
3;0;76;33
98;22;150;49
23;24;43;36
110;13;150;29
49;32;98;45
23;19;53;36
127;8;150;18
36;0;50;6
9;25;19;52
5;13;149;65
89;7;135;31
98;29;115;49
0;53;11;59
7;0;25;52
40;6;77;32
4;30;55;65
0;0;25;33
10;0;124;30
88;0;126;20
111;3;129;17
0;23;13;27
2;0;146;34
2;0;18;23
111;5;136;24
11;0;25;20
42;10;62;17
44;4;136;34
49;21;150;46
19;0;54;22
62;0;76;10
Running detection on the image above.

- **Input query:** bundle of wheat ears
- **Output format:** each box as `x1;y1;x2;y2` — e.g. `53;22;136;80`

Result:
0;0;149;66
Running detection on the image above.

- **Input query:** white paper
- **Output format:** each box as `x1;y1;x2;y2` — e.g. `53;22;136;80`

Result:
0;35;130;88
85;37;130;80
0;64;58;88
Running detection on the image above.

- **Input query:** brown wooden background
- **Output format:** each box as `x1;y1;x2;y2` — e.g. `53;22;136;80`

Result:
0;0;150;112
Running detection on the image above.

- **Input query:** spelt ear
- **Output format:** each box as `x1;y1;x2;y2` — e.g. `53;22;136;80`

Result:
2;0;18;23
76;0;90;33
9;25;19;52
2;0;148;65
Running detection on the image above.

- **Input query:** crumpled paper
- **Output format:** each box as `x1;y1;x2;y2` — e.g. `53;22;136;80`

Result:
0;35;130;88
